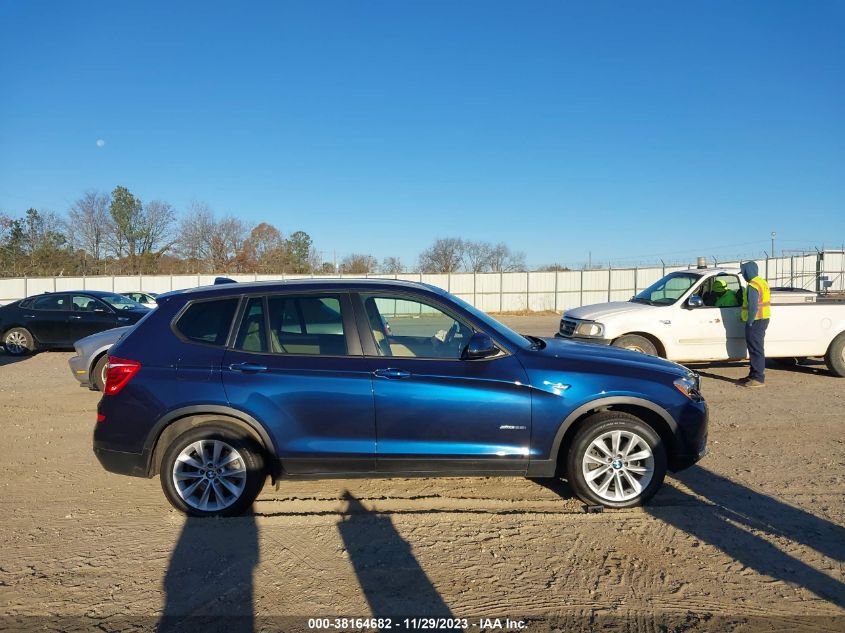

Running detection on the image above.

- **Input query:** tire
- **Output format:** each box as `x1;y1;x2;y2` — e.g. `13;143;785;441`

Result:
3;327;35;356
92;354;109;391
566;412;667;509
824;332;845;378
160;426;266;517
612;334;659;356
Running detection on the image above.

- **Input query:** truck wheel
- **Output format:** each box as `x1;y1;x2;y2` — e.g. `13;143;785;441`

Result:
160;426;266;517
612;334;658;356
92;355;109;391
824;333;845;377
566;412;667;508
3;327;35;356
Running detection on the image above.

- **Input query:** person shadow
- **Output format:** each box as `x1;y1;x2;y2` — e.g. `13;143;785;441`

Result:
646;466;845;609
337;491;458;631
158;514;259;633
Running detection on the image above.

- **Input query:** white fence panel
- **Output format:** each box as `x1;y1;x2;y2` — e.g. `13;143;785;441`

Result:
2;252;840;310
0;278;26;303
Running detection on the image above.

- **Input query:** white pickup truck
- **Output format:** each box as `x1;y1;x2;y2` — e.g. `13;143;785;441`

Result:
555;268;845;376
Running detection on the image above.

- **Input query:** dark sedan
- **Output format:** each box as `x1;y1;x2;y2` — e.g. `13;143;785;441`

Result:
0;291;149;355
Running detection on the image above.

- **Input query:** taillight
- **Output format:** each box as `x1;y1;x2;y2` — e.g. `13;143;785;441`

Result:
104;357;141;395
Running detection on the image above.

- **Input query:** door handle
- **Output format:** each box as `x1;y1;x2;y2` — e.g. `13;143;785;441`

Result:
117;317;130;322
373;368;411;379
23;314;36;318
228;362;268;373
69;315;82;320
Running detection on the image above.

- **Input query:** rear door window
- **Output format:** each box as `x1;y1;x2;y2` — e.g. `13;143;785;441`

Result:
176;298;239;346
31;294;70;311
266;295;347;355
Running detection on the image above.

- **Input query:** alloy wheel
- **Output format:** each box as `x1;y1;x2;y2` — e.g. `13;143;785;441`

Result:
172;439;248;512
581;430;655;502
5;331;28;355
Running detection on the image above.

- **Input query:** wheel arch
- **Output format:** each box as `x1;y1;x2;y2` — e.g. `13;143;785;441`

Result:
612;331;667;357
145;406;278;479
550;397;678;476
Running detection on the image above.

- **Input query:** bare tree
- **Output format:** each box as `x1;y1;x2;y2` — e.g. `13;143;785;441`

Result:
488;242;526;272
209;216;250;272
138;200;177;255
381;256;403;274
67;191;111;260
177;201;216;267
340;253;378;274
418;237;464;273
462;240;494;272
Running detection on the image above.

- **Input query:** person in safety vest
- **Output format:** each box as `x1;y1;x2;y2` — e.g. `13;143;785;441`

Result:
740;261;771;387
712;278;740;307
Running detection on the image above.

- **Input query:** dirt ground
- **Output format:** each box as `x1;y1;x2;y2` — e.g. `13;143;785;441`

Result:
1;315;843;632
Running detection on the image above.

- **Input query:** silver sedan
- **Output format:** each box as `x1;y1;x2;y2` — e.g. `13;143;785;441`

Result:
68;326;133;391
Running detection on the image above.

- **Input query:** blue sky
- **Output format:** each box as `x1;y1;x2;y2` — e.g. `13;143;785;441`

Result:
1;1;843;268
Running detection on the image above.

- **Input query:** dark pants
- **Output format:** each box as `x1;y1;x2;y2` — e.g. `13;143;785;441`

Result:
745;318;769;382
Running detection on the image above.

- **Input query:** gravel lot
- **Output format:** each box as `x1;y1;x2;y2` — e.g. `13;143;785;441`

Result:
1;315;843;632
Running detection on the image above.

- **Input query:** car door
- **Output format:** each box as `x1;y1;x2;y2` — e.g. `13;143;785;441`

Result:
355;291;532;474
25;294;71;344
675;275;745;360
68;295;119;343
221;293;376;474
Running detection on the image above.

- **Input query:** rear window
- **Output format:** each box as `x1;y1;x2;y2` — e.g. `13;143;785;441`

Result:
176;298;239;346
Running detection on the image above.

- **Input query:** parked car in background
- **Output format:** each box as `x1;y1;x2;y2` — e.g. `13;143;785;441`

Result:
556;268;845;376
68;326;133;391
121;292;158;309
0;291;149;356
94;279;708;517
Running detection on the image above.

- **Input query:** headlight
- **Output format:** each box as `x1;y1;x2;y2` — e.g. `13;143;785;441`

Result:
674;375;702;401
574;321;604;337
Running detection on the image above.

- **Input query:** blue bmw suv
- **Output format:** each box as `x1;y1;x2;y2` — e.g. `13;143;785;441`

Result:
93;279;707;517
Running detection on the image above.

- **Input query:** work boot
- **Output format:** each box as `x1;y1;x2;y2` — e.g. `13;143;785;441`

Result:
744;379;765;388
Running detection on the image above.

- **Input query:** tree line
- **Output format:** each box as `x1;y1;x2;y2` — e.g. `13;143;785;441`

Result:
1;186;557;277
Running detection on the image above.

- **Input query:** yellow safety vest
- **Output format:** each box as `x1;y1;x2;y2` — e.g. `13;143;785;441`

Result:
741;276;771;322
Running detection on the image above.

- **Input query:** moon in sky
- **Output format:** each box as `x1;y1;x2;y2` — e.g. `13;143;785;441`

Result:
96;139;105;148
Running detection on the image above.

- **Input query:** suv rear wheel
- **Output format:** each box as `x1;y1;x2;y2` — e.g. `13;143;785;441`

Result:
566;412;667;508
160;426;266;517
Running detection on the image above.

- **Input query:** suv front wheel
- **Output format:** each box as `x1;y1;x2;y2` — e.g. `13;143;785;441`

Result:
566;412;667;508
160;426;266;517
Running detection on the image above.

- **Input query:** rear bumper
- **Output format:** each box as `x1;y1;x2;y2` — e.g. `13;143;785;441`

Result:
93;444;151;478
68;355;90;386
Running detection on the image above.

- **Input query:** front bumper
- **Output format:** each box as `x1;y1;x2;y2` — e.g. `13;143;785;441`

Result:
668;400;709;472
554;333;613;345
68;354;90;386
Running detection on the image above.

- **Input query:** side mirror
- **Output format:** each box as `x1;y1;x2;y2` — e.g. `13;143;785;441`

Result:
463;332;498;360
687;295;703;308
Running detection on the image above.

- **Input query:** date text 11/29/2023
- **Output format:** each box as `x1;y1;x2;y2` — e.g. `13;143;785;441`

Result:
307;617;528;630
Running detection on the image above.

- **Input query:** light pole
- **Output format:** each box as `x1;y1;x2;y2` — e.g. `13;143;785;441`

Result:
771;231;776;257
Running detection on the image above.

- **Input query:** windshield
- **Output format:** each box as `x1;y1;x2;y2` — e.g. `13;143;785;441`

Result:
100;293;144;310
631;272;702;306
447;293;535;349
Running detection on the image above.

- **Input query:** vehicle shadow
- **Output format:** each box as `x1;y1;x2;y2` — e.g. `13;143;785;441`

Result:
337;491;457;629
0;349;36;367
647;466;845;607
158;514;259;633
686;359;833;381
